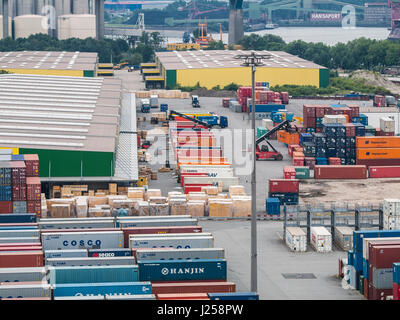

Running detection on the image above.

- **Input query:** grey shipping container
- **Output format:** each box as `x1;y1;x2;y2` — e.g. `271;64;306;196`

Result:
13;201;27;214
130;236;214;249
119;219;198;228
117;215;193;220
130;232;212;239
106;294;156;300
54;295;105;300
0;267;47;283
334;226;353;251
136;248;225;261
39;217;115;222
38;221;115;230
0;284;51;299
372;267;393;289
0;230;40;238
41;231;124;250
46;257;136;267
44;249;88;260
0;237;40;244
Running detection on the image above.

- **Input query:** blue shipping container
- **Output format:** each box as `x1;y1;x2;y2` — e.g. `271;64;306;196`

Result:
208;292;259;300
88;248;131;258
0;213;36;223
52;282;152;297
0;226;37;230
393;263;400;284
316;157;328;165
249;104;285;113
0;186;12;201
353;230;400;253
266;198;280;215
138;259;227;282
49;265;139;284
363;259;369;280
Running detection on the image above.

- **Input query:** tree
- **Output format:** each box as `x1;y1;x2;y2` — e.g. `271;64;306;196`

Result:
124;53;143;66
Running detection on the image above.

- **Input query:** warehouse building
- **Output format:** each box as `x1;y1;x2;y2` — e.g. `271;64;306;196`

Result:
0;51;98;77
155;50;330;89
0;73;138;189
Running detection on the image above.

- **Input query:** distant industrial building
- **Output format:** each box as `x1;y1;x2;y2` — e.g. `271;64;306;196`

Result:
0;51;98;77
363;2;390;24
0;73;138;185
155;50;329;89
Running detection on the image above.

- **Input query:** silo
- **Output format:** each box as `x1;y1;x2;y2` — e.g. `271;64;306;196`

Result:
14;14;48;38
58;14;96;40
0;15;12;39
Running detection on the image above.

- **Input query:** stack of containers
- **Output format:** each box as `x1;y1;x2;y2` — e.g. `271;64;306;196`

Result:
383;199;400;230
357;136;400;168
0;151;12;214
268;179;299;206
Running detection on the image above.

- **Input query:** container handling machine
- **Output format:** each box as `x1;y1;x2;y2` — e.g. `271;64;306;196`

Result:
168;110;228;129
256;120;295;161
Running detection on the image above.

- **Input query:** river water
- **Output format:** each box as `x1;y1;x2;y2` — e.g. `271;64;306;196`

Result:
152;27;390;46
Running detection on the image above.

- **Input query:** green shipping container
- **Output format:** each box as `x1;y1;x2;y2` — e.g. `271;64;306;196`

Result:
257;127;269;138
294;167;310;179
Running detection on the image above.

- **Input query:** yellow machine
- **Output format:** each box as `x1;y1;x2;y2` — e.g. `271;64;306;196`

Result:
167;43;201;51
138;176;148;187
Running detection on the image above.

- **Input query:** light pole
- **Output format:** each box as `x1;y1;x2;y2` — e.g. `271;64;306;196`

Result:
234;51;271;292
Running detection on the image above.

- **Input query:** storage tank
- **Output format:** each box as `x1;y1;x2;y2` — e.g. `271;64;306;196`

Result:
58;14;96;40
0;16;12;39
14;15;48;39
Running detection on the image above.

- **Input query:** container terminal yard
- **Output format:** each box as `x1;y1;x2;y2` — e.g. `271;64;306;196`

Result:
2;48;400;303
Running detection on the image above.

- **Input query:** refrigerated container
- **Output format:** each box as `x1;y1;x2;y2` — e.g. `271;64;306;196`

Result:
285;227;307;252
130;236;214;249
0;214;36;223
44;249;88;260
46;256;135;267
0;283;51;299
334;226;353;250
0;230;39;238
183;177;239;191
136;248;225;261
0;267;47;283
130;232;212;239
310;226;332;252
88;248;131;257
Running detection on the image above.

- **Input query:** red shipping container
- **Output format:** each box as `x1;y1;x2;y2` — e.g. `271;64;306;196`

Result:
368;282;392;300
357;159;400;167
269;179;299;193
305;157;316;170
369;245;400;269
0;201;12;214
288;144;300;157
122;226;203;248
315;106;325;118
304;117;316;128
0;251;44;268
314;165;367;179
369;166;400;178
0;242;40;247
293;157;304;166
23;154;39;177
328;157;341;165
381;132;395;136
364;278;369;299
394;282;400;300
303;105;316;117
156;293;209;300
12;185;26;201
27;200;41;217
344;123;356;137
0;246;42;252
11;161;26;186
222;98;230;108
184;184;213;194
151;281;236;294
280;92;289;104
283;166;296;179
348;105;360;118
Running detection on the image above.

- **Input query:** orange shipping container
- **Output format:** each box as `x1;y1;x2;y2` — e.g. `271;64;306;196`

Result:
287;133;299;145
356;137;400;148
278;131;288;143
356;148;400;160
292;151;305;158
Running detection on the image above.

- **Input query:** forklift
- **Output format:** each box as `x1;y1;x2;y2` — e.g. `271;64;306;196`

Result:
256;120;296;161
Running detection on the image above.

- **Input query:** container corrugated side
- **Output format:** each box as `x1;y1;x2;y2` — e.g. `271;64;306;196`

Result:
52;282;152;297
334;226;353;251
118;219;198;228
48;265;139;284
54;295;105;300
46;257;136;267
285;227;307;252
38;221;115;230
0;237;40;244
130;236;214;249
105;294;156;300
151;281;236;294
0;284;51;299
0;214;36;223
0;230;39;238
44;249;88;260
136;248;225;261
310;227;332;253
88;248;131;257
0;267;47;282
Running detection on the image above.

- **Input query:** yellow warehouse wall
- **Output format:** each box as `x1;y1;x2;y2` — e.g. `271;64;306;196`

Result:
4;69;84;77
176;67;320;89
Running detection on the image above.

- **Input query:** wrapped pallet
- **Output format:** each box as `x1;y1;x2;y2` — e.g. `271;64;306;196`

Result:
201;186;219;196
47;199;75;215
149;203;169;216
187;192;208;202
148;197;167;204
187;200;205;217
128;187;145;200
111;199;134;209
135;201;150;216
208;199;233;217
231;196;251;217
145;189;162;201
229;185;246;197
88;206;112;217
50;204;71;218
76;196;88;218
170;199;187;215
107;195;128;206
88;196;108;208
95;192;107;197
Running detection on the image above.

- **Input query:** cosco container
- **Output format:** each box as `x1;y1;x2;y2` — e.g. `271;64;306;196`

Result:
0;283;51;299
44;249;88;260
0;267;47;283
105;294;156;300
0;237;40;244
334;227;353;250
208;292;259;300
310;227;332;253
46;257;135;267
136;248;225;261
151;281;236;294
48;265;139;284
285;227;307;252
88;248;131;258
118;219;198;228
0;213;36;223
138;259;227;281
41;231;124;250
52;282;152;297
38;220;115;230
130;236;214;249
0;230;39;238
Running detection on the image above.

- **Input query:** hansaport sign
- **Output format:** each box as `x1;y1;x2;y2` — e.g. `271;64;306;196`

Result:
310;13;342;21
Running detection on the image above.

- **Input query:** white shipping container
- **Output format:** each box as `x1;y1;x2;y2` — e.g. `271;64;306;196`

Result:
380;117;395;133
130;233;212;239
41;231;124;250
117;215;193;220
383;216;400;230
0;237;40;244
38;220;115;229
322;115;347;124
0;284;51;299
183;176;239;191
348;265;357;289
362;237;400;260
136;248;225;261
180;167;234;177
262;119;274;130
106;294;156;300
39;217;114;223
383;199;400;216
129;236;214;249
285;227;307;252
334;226;353;251
0;267;47;282
44;249;88;260
0;230;39;238
310;227;332;252
46;257;135;267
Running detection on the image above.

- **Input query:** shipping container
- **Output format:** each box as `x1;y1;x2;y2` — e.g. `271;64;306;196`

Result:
12;201;27;213
0;267;46;283
334;226;353;250
371;267;392;289
0;246;42;252
0;251;44;268
118;219;198;229
48;265;139;284
138;259;227;281
0;283;51;299
54;295;105;300
157;293;209;300
0;230;39;238
0;214;36;223
130;236;214;250
369;166;400;178
356;137;400;148
357;158;400;167
310;227;332;252
26;177;41;202
130;233;212;238
357;148;400;160
88;248;131;258
314;165;367;179
41;231;124;250
363;237;400;261
24;154;39;177
151;281;235;294
183;177;239;191
285;227;307;252
105;294;156;300
46;257;135;267
0;242;40;247
41;228;118;235
11;161;26;186
0;237;40;244
136;248;225;261
0;201;12;213
208;292;259;300
38;220;115;230
52;282;152;297
268;179;299;193
369;245;400;269
45;249;88;260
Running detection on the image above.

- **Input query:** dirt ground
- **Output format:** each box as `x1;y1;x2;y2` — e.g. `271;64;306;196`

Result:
350;70;400;95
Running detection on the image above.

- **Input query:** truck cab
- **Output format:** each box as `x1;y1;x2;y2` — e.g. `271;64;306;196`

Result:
150;95;159;108
192;96;200;108
386;95;396;107
140;98;150;113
